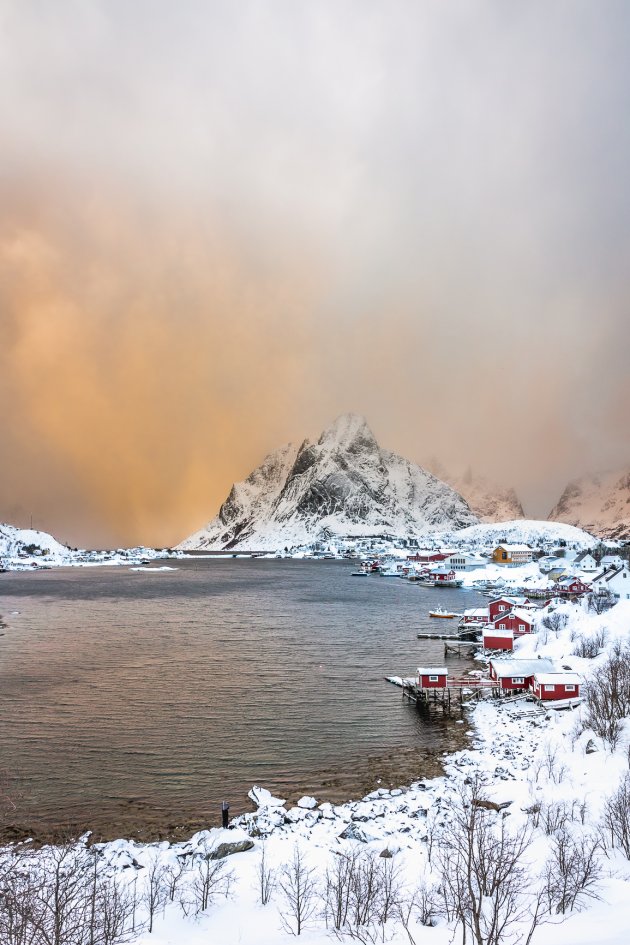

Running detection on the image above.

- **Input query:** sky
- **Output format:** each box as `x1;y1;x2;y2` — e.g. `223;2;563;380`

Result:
1;0;629;548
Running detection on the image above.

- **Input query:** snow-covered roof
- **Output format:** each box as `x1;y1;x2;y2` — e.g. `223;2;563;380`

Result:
417;667;448;675
495;544;532;552
483;627;513;638
490;658;557;677
534;672;581;686
464;608;489;617
510;608;534;623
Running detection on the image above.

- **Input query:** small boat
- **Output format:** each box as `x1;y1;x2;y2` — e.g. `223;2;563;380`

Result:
429;608;456;619
351;570;369;577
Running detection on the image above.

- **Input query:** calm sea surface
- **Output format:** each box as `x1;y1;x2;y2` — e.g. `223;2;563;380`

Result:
0;559;486;839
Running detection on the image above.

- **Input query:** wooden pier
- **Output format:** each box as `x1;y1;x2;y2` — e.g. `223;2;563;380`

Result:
389;675;495;709
416;631;482;657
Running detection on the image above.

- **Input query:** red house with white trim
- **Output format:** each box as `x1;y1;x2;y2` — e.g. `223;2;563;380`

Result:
489;658;556;692
488;596;532;622
461;607;490;625
531;672;581;701
551;577;591;597
417;667;448;688
482;627;514;651
490;608;534;636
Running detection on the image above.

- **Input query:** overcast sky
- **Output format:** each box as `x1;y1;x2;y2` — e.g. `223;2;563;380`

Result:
1;1;629;546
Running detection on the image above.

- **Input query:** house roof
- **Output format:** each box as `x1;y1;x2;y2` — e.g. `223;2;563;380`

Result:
490;657;557;677
483;627;513;638
534;672;581;686
463;608;489;617
495;544;532;552
417;667;448;675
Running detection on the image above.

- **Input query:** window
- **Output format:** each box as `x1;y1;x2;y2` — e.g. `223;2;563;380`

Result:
511;677;524;684
499;624;506;629
544;685;555;691
565;685;576;692
428;675;438;682
499;604;506;611
519;624;525;631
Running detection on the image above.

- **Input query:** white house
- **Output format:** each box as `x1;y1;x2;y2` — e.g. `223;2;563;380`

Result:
445;552;487;571
573;551;598;573
601;554;624;569
593;565;630;600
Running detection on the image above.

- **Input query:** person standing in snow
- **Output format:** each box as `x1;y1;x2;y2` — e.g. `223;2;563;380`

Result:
221;800;230;828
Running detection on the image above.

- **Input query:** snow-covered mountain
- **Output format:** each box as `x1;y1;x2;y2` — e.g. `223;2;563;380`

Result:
548;469;630;539
437;518;596;549
424;461;523;523
179;414;479;551
447;470;524;523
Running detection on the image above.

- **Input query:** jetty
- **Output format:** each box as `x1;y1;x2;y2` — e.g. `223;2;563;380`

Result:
387;674;494;707
416;630;482;657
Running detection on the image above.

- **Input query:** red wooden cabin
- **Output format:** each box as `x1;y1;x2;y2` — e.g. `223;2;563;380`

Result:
482;627;514;651
531;672;581;701
417;667;448;688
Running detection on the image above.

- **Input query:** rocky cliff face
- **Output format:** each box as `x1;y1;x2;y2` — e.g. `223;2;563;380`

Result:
178;414;479;550
548;469;630;539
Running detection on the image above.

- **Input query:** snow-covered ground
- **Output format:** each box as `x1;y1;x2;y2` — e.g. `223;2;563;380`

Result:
437;519;596;549
4;600;630;944
0;522;172;570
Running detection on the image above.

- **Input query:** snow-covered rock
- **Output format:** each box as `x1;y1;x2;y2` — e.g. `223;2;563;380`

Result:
548;468;630;539
247;785;286;808
177;414;478;551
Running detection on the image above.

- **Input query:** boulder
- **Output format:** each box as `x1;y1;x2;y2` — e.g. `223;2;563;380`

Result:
209;840;255;860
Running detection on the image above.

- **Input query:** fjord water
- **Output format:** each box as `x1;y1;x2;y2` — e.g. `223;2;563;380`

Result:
0;560;485;839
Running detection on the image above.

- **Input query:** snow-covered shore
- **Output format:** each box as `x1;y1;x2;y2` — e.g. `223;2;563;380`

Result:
0;522;172;571
4;601;630;944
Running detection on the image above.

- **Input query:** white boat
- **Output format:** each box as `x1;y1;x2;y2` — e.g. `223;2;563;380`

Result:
429;608;456;619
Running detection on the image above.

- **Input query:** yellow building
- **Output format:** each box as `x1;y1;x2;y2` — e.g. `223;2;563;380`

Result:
492;544;533;566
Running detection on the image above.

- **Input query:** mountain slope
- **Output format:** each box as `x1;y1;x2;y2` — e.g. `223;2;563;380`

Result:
179;414;479;550
447;470;524;523
548;469;630;538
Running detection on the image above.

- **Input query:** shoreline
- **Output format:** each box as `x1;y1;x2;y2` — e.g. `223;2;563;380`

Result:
0;720;471;845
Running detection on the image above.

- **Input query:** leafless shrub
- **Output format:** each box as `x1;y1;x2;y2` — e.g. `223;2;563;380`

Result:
256;842;276;906
142;852;169;932
603;774;630;859
278;844;319;936
0;842;138;945
587;593;613;616
436;777;550;945
187;849;234;915
572;628;608;658
539;745;568;784
539;801;572;836
542;612;569;636
567;716;585;750
544;830;601;914
584;641;630;750
325;848;360;931
164;858;188;903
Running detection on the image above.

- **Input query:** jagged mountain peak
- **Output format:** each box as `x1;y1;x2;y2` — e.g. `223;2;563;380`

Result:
548;467;630;538
178;417;479;551
317;413;376;451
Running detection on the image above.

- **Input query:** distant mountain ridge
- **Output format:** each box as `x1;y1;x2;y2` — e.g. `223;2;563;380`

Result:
426;462;524;523
548;469;630;539
179;414;479;550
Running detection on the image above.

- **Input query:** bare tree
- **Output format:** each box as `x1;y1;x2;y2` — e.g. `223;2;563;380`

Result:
188;850;233;915
278;844;319;936
256;842;276;906
142;852;168;933
544;830;601;914
603;774;630;859
584;641;630;750
436;778;550;945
